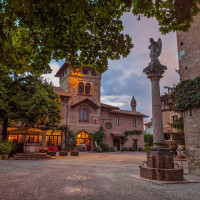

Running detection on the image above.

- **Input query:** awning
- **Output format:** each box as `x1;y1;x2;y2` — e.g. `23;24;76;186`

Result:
111;132;125;137
8;128;45;135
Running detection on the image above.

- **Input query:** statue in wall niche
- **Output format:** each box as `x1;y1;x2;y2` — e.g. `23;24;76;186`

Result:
148;38;162;65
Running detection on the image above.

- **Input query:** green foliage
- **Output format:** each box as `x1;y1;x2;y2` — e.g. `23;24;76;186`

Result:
0;0;132;74
90;127;115;152
59;126;76;151
168;77;200;111
100;143;116;152
91;126;106;145
0;140;13;154
124;130;142;136
138;147;144;151
132;0;200;34
122;130;142;147
121;147;128;151
169;116;185;145
1;0;199;75
144;133;153;147
145;145;153;152
0;68;62;139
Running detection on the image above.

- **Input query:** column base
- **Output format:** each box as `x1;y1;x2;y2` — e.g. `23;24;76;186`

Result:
139;147;184;181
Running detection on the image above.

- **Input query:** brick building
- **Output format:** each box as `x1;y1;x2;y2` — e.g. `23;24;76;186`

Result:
54;63;147;151
4;63;147;152
177;13;200;175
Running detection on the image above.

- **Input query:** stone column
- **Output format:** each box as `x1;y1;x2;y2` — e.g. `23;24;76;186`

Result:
140;62;184;181
143;63;166;148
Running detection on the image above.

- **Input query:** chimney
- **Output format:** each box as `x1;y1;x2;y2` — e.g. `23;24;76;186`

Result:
131;96;137;111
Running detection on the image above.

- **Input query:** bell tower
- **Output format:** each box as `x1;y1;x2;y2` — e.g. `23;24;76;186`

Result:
131;96;137;111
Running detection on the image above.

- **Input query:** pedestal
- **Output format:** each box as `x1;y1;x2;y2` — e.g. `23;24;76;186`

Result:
140;62;183;181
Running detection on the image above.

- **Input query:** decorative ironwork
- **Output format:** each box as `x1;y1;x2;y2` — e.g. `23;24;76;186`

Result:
105;122;112;129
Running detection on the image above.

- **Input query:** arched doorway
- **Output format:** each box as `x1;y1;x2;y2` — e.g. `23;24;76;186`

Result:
76;131;92;151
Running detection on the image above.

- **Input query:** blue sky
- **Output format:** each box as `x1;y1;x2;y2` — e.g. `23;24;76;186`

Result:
43;13;179;122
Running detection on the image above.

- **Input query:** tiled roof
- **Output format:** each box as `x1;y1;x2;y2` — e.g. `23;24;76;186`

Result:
110;110;148;118
71;98;100;110
55;63;69;77
54;87;70;97
144;121;152;125
100;103;118;109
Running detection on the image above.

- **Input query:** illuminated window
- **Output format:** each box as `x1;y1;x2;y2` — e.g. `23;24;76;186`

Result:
85;83;90;95
133;119;136;127
81;108;88;121
116;116;119;126
78;82;84;94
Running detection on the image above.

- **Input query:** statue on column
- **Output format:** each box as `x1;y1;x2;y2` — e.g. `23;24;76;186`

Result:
148;38;162;65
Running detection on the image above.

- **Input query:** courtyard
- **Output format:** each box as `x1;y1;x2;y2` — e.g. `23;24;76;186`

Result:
0;152;200;200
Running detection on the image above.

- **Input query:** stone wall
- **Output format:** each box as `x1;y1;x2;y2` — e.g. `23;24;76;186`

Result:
101;109;145;150
177;13;200;175
183;108;200;175
177;13;200;81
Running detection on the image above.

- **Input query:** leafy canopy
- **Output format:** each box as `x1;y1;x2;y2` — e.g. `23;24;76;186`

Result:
0;0;132;74
131;0;200;33
1;0;199;75
166;76;200;111
0;67;62;138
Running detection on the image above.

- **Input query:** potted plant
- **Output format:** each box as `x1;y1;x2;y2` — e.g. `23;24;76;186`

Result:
0;140;13;159
59;150;68;156
47;150;56;156
70;149;79;156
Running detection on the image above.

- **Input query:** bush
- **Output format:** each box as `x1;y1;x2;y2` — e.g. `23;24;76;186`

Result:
100;143;116;152
138;147;144;151
144;133;153;146
128;147;134;151
145;146;153;151
122;147;128;151
0;140;13;154
96;146;103;152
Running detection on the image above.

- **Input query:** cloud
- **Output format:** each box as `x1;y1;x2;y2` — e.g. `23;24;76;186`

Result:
101;14;179;122
45;13;179;123
42;62;60;87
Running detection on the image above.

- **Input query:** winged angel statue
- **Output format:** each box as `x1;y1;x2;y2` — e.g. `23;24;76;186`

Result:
148;38;162;65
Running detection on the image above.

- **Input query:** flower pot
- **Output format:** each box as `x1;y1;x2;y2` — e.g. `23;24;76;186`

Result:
3;154;9;160
0;154;3;160
47;152;56;156
70;152;79;156
59;152;68;156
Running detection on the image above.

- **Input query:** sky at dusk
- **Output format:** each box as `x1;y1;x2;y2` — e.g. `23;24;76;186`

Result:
43;13;180;122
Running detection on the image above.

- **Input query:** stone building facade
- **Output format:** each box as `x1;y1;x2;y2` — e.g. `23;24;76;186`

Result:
177;13;200;175
3;63;147;152
54;63;147;151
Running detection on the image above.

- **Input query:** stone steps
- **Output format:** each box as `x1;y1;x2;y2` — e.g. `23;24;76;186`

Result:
12;153;53;160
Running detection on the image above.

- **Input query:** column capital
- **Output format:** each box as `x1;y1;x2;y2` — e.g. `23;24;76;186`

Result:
143;62;167;80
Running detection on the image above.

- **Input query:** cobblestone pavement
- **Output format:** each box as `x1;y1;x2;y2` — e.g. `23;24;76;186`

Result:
0;152;200;200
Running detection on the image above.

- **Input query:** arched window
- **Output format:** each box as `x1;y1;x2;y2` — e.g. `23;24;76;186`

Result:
78;82;84;94
81;108;88;121
85;83;90;95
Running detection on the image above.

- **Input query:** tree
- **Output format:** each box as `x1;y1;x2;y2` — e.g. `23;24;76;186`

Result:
169;116;185;145
58;126;76;151
131;0;200;33
1;0;199;75
0;0;133;74
144;133;153;146
0;67;62;139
